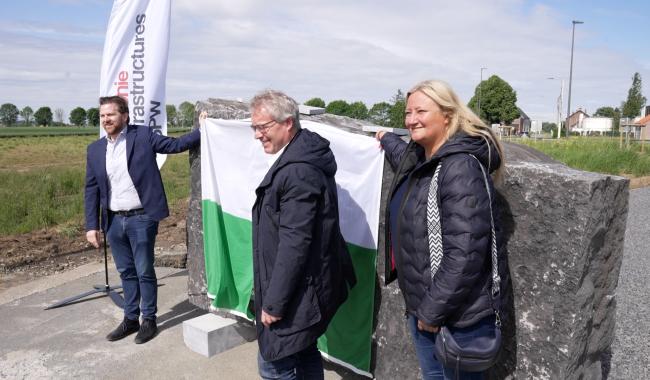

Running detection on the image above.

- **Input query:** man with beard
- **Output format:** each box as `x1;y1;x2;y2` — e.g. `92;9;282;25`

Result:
84;95;200;344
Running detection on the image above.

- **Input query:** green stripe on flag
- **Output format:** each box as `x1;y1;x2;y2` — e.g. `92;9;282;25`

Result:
202;200;376;374
318;243;376;373
202;200;254;318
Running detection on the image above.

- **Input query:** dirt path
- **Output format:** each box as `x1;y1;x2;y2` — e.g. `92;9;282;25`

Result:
0;199;190;292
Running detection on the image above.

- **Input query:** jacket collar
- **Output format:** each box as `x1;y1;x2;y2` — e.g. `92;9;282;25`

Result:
125;124;136;164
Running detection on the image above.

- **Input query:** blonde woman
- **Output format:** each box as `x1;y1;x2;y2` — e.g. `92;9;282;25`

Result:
377;80;506;379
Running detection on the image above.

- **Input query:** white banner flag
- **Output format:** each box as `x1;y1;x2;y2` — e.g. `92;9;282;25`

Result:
99;0;171;168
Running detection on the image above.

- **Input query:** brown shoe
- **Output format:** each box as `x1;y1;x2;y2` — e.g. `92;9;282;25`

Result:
134;318;157;344
106;318;140;341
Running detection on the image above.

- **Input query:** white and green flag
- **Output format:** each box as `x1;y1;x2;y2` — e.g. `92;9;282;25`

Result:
201;118;384;376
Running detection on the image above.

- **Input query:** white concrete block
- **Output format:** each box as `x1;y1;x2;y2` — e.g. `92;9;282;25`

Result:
362;125;409;135
299;105;325;115
183;313;255;358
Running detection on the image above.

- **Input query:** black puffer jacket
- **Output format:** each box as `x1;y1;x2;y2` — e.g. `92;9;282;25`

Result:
381;131;505;328
253;128;356;361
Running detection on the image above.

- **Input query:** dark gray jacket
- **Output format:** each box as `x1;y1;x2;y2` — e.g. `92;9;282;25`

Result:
381;131;506;328
252;128;356;361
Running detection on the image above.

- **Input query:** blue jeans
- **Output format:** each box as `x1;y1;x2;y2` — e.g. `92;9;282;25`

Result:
107;213;159;321
257;343;324;380
408;314;495;380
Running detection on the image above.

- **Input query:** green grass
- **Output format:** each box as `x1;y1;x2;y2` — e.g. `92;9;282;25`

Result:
517;137;650;177
0;132;192;235
0;126;191;137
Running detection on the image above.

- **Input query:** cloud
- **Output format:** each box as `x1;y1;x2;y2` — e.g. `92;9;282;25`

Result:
1;0;648;122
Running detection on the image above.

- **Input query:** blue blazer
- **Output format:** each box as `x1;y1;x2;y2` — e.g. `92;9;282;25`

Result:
84;125;200;231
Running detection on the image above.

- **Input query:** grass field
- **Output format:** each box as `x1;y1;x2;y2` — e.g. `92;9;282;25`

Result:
0;132;192;235
0;126;191;138
516;137;650;177
2;133;647;236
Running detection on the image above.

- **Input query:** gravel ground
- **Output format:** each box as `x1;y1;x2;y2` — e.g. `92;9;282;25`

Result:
609;187;650;379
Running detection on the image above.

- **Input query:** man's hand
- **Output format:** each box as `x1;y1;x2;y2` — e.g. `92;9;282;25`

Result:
261;310;282;327
417;319;440;333
86;230;101;249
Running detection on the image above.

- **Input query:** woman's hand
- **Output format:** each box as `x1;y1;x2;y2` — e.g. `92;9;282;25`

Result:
375;130;386;141
417;319;440;333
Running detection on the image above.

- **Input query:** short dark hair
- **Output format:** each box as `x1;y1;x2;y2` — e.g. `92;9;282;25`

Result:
99;96;129;115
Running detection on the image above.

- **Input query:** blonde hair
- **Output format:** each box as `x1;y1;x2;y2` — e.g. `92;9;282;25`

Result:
407;79;505;177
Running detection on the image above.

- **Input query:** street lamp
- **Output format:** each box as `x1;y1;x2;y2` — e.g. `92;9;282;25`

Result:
566;20;584;138
548;77;564;139
478;67;487;117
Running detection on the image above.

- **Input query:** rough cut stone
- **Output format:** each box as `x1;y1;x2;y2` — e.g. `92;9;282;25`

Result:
187;99;629;379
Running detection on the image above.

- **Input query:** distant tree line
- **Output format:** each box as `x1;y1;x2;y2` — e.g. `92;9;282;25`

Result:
307;75;524;128
5;73;642;131
0;101;196;128
303;89;407;129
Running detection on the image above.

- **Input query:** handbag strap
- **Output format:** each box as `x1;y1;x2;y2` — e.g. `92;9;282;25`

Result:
426;154;501;304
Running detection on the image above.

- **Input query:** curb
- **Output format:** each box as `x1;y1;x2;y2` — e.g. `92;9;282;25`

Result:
628;176;650;190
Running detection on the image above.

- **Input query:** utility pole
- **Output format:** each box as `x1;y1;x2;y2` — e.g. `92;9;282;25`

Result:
549;77;565;139
566;20;584;138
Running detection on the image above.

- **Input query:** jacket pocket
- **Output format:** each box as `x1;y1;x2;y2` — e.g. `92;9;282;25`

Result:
269;283;321;337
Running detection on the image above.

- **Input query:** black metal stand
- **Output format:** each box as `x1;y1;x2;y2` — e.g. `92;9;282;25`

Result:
45;230;124;310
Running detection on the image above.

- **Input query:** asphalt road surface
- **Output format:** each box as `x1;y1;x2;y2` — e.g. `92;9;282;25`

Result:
609;187;650;379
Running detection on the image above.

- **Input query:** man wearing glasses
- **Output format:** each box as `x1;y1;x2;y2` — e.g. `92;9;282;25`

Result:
250;90;356;379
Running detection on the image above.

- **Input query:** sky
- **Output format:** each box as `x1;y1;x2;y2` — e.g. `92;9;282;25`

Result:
1;0;648;123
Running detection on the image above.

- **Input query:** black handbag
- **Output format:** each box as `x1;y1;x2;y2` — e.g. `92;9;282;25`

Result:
426;154;502;373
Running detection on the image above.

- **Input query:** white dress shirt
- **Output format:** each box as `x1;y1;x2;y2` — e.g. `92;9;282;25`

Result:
267;145;286;169
106;129;143;211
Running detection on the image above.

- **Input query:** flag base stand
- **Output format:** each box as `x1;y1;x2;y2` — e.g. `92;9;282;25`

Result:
45;231;123;310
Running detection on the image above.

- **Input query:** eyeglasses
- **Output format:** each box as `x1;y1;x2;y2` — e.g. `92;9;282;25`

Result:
250;120;277;133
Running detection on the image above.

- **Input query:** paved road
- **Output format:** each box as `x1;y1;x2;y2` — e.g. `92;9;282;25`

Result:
609;187;650;379
0;267;359;380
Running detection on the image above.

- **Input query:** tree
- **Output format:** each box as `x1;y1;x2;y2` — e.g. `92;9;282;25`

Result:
166;104;177;128
69;107;87;126
34;107;53;126
468;75;520;125
542;122;557;134
304;98;326;108
368;102;392;126
622;72;646;118
178;101;195;127
325;100;350;116
20;106;34;126
54;108;65;125
388;89;406;129
87;107;99;127
347;101;368;120
0;103;19;126
594;106;621;130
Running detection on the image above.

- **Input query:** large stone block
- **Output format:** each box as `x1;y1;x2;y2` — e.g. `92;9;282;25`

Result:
490;144;628;379
187;99;629;379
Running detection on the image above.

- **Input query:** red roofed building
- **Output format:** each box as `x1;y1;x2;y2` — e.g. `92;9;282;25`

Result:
634;114;650;140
